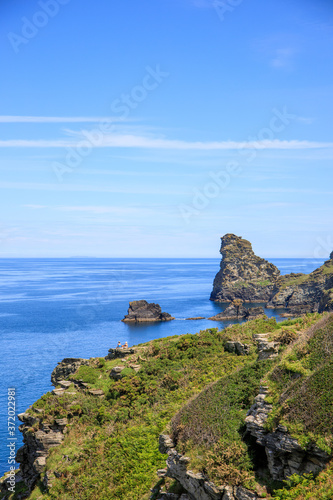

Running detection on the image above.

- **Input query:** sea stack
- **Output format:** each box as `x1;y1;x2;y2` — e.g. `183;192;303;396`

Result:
122;300;175;322
210;234;280;302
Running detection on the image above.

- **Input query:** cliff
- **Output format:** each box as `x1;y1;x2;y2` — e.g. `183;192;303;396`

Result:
4;313;333;500
211;234;333;315
210;234;280;303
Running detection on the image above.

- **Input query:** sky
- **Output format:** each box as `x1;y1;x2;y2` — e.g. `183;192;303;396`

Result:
0;0;333;258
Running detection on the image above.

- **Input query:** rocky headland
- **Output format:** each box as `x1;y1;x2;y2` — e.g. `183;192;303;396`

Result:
210;234;333;315
122;300;175;322
3;313;333;500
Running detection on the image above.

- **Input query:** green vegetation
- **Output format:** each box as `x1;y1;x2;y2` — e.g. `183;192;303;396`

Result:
5;313;333;500
273;461;333;500
265;314;333;452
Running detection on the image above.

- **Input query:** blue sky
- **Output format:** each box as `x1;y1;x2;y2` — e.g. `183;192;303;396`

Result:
0;0;332;257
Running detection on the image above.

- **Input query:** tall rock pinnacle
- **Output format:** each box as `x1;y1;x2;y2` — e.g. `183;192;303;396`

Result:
210;234;280;302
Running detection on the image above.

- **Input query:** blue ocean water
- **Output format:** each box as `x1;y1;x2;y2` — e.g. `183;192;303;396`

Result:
0;257;325;476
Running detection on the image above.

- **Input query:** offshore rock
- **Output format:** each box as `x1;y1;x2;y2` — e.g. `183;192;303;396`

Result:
210;234;280;303
51;358;89;386
209;303;265;321
122;300;175;322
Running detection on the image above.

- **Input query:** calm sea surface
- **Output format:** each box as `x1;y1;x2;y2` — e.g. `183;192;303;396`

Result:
0;257;325;475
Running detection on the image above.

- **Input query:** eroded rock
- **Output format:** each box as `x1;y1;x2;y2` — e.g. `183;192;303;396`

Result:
51;358;89;386
122;300;175;323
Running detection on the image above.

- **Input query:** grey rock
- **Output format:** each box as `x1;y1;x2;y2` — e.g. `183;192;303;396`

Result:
51;358;89;386
210;234;280;303
122;300;175;322
110;366;125;380
245;387;330;481
106;348;135;360
224;341;250;356
160;434;258;500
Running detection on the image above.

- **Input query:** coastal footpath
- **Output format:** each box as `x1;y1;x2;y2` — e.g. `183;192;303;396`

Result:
2;312;333;499
210;234;333;315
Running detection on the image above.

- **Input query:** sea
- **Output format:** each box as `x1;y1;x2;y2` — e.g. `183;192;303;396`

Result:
0;257;326;476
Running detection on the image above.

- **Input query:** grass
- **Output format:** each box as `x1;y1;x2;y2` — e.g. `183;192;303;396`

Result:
6;313;333;500
264;314;333;451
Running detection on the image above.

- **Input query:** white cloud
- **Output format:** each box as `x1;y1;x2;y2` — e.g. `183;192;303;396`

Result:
0;116;127;123
0;135;332;150
2;181;186;195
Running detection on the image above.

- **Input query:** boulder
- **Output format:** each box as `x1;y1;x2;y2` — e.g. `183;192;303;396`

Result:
224;341;250;356
122;300;174;322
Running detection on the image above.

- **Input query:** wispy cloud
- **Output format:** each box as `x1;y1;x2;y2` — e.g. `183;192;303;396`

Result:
0;135;332;150
270;48;296;68
0;116;128;123
3;181;186;195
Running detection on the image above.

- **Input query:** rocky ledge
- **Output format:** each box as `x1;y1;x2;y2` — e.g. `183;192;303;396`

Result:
51;358;89;386
209;300;265;321
210;234;333;314
156;435;258;500
122;300;175;322
245;387;330;481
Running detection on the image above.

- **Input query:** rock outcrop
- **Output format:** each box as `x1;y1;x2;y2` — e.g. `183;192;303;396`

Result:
224;341;250;356
157;436;258;500
51;358;89;386
16;412;67;491
122;300;175;322
245;387;330;481
210;234;280;303
211;234;333;314
209;303;265;321
106;347;135;359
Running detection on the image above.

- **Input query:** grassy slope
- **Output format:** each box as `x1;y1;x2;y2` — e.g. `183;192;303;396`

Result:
6;313;333;500
278;260;333;289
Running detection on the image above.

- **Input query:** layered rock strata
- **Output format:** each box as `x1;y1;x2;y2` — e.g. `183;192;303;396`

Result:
157;435;258;500
245;387;330;480
211;234;333;314
16;412;67;491
51;358;89;386
122;300;175;322
210;234;280;303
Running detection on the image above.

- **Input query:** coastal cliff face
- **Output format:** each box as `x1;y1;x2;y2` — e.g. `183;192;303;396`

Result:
211;234;333;314
267;257;333;311
210;234;280;302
